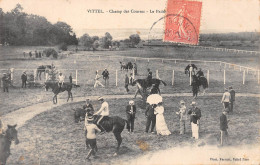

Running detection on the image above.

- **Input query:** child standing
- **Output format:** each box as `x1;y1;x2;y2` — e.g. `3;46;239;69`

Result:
85;116;101;159
176;100;187;134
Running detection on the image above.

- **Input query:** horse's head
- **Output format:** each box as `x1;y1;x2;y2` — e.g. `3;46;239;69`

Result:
6;124;19;145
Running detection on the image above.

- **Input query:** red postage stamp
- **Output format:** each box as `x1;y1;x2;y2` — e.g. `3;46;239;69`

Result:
164;0;202;45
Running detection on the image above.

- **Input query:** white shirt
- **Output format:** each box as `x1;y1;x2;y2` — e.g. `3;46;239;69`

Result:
95;74;101;80
96;101;109;116
58;75;65;82
222;92;231;103
85;124;101;139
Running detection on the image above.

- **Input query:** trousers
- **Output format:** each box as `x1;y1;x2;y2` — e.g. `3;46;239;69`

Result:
191;122;199;139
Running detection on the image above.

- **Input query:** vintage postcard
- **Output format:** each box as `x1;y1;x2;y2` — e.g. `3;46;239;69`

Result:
0;0;259;164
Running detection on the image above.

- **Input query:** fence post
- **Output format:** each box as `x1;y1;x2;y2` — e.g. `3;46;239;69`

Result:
75;70;78;85
207;70;209;86
135;58;137;62
243;70;245;85
45;70;48;82
34;69;37;84
190;70;192;85
156;70;159;79
172;70;174;86
116;70;118;87
10;68;14;85
224;70;226;85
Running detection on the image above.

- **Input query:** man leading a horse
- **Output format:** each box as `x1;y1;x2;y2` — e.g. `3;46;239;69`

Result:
94;97;109;133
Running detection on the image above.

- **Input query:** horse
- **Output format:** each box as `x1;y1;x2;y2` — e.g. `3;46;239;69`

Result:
73;108;87;123
0;124;19;165
191;75;208;95
132;78;166;99
120;62;133;71
44;81;80;104
36;65;52;80
89;115;129;156
185;64;198;76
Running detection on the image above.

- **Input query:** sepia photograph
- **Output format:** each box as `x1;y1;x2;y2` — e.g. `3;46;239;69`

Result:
0;0;259;164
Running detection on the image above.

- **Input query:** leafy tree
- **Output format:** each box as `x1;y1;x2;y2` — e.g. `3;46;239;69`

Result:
79;33;93;50
129;34;141;47
100;32;113;48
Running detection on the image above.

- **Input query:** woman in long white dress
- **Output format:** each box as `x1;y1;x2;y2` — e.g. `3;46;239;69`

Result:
154;103;171;136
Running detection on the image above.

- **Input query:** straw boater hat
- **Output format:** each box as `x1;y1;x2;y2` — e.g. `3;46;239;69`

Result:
98;96;104;101
87;116;94;121
129;100;134;105
190;101;196;105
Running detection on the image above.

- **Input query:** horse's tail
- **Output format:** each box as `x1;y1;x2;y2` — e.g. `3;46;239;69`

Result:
160;80;167;86
124;119;130;130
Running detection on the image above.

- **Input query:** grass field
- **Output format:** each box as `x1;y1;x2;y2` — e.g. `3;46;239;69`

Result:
0;46;259;115
6;96;259;165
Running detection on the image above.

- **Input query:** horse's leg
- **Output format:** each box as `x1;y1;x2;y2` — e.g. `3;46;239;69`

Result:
113;131;122;156
39;72;41;80
71;91;73;101
67;91;70;102
53;94;57;104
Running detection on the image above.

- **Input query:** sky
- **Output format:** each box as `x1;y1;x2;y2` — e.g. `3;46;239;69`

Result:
0;0;259;38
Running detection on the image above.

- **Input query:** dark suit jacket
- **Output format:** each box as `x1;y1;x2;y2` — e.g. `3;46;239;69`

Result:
83;104;94;116
145;105;155;117
126;105;136;117
220;113;228;131
188;107;201;124
229;90;235;102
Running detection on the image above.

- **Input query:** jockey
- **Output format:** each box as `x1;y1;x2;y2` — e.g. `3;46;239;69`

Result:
146;68;152;87
196;68;204;79
58;72;65;89
94;97;109;132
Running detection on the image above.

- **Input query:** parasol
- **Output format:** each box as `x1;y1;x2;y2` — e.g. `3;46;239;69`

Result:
146;94;163;105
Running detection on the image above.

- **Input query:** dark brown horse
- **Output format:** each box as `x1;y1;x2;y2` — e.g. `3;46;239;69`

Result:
192;75;208;95
0;124;19;165
87;115;129;156
44;81;80;104
36;65;52;80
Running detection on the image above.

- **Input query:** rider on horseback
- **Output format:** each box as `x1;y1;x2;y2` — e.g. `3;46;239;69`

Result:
94;97;109;133
58;72;65;91
196;68;204;80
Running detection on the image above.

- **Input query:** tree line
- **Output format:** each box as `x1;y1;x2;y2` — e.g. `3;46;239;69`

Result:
0;4;78;46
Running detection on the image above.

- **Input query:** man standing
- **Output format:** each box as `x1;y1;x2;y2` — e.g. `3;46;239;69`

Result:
102;68;109;87
176;100;187;135
229;86;235;113
146;68;152;87
145;104;156;133
126;100;136;133
69;73;73;84
188;101;201;139
83;99;94;117
134;63;137;75
85;116;101;159
94;97;109;132
21;72;27;88
221;88;231;112
125;74;129;92
220;108;229;146
2;73;9;92
94;71;104;88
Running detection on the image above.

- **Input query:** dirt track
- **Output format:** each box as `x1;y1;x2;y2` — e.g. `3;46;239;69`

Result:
2;93;260;129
